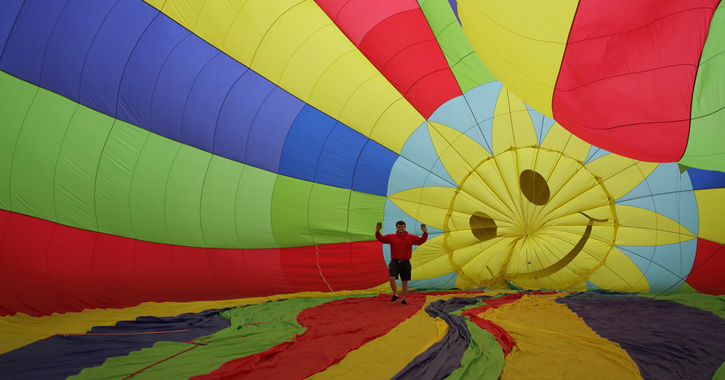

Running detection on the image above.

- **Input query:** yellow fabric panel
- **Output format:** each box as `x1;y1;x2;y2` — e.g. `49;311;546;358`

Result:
411;234;455;280
0;290;374;354
144;0;166;10
147;0;424;154
389;186;457;230
541;122;591;162
585;155;659;200
587;247;650;292
483;294;643;380
307;296;450;380
428;121;491;185
615;205;695;246
695;188;725;244
459;0;578;117
492;88;538;155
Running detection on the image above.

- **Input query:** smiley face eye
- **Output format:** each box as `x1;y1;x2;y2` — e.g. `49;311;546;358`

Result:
519;169;550;206
469;212;497;241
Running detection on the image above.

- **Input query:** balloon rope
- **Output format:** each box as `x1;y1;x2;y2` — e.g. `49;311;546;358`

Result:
121;343;199;379
315;245;334;292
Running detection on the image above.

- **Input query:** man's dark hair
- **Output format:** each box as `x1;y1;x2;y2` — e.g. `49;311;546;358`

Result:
396;220;406;226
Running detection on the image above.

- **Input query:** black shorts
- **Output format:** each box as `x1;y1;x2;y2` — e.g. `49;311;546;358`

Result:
388;259;411;281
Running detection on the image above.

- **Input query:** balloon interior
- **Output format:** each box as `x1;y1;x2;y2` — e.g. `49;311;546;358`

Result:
0;1;724;379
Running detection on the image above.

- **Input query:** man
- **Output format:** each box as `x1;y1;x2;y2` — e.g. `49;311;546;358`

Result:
375;220;428;304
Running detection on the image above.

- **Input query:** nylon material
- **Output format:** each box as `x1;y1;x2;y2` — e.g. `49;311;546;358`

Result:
200;157;244;248
10;91;77;222
116;16;189;130
40;0;115;102
234;167;277;249
686;238;725;294
95;122;149;239
54;108;114;232
695;189;725;244
345;79;422;154
0;0;24;53
351;141;398;196
615;205;696;246
586;158;659;200
161;146;209;247
128;134;179;245
0;0;66;84
180;54;245;153
314;125;368;189
459;0;576;117
80;0;159;117
160;0;204;29
485;295;643;380
492;89;537;155
412;236;455;279
346;191;386;239
278;106;338;183
271;177;314;247
0;73;37;210
389;186;455;230
306;186;354;245
541;123;590;162
419;0;497;92
317;0;418;46
213;69;274;163
150;37;220;142
684;4;725;170
622;240;697;290
584;254;649;293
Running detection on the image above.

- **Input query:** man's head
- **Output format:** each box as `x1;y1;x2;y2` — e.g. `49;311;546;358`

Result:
396;220;406;235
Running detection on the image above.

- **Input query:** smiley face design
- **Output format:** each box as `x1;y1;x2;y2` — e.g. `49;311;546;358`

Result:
386;85;697;292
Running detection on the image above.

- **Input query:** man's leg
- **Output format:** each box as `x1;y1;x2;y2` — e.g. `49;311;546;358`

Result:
389;277;399;302
401;280;408;302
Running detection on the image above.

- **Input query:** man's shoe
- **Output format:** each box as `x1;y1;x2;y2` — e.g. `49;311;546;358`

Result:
390;295;399;303
401;299;407;305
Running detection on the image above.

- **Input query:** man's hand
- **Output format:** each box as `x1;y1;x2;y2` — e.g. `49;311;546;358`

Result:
376;222;382;233
421;224;427;234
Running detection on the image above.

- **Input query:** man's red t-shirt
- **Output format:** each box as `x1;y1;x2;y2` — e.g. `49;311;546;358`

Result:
375;231;428;260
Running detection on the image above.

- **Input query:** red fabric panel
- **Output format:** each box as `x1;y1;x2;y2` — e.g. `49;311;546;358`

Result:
553;0;719;162
280;242;388;293
686;238;725;295
192;294;425;380
0;210;387;316
316;0;462;118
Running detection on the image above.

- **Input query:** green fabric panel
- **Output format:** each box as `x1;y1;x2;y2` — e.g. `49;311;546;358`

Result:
447;318;506;380
201;156;244;248
682;2;725;171
653;293;725;319
54;107;114;231
10;90;77;221
347;190;386;242
271;176;314;247
164;145;211;247
95;122;149;238
235;166;277;248
128;133;179;244
419;0;497;92
307;184;354;244
0;73;37;210
715;362;725;380
68;297;352;379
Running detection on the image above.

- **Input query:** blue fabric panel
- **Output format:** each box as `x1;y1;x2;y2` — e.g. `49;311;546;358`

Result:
214;69;272;163
688;167;725;190
150;36;219;142
559;292;725;380
116;15;189;130
80;0;158;116
0;0;67;83
393;296;482;380
182;53;245;153
315;124;368;189
40;0;116;101
352;140;398;196
279;105;338;182
245;87;305;172
0;0;25;54
0;308;230;380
